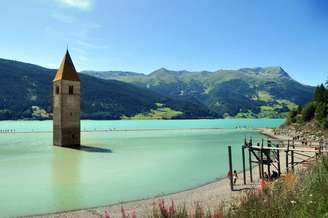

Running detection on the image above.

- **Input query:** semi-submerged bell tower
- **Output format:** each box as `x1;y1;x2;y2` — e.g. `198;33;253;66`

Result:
53;50;81;146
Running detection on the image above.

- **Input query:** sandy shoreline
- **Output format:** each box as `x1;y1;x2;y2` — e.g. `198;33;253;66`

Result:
27;128;283;218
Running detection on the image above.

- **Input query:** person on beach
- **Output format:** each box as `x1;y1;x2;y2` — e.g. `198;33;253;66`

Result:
271;171;279;180
233;170;238;184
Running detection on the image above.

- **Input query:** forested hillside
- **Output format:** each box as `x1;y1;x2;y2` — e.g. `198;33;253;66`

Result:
0;58;211;120
83;67;315;118
287;82;328;128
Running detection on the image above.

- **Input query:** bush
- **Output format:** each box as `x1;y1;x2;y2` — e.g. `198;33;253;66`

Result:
321;118;328;129
315;102;327;125
286;109;298;124
301;102;316;122
314;84;327;103
297;105;303;113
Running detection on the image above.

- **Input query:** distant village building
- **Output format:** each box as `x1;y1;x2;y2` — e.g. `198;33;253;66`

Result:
53;50;80;146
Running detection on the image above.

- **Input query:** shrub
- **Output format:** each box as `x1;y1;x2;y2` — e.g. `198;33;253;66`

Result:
315;102;328;127
301;102;316;122
286;109;298;124
297;105;303;114
321;118;328;129
314;84;327;103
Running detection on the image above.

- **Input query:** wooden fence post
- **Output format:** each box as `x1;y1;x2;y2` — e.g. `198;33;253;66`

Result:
228;146;233;191
260;142;264;179
277;145;281;176
242;146;246;185
249;146;253;183
286;140;289;173
291;140;295;171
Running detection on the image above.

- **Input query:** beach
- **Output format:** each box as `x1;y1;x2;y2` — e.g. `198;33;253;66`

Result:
28;168;254;218
25;128;289;218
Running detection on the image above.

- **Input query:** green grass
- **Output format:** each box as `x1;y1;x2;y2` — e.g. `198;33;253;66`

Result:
277;99;298;111
234;111;256;118
233;105;289;119
260;105;274;111
257;91;274;102
122;103;183;120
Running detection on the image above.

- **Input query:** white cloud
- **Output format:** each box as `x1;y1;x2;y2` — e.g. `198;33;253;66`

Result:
51;12;77;23
55;0;92;11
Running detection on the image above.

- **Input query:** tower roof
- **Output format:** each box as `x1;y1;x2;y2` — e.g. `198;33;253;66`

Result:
53;50;80;81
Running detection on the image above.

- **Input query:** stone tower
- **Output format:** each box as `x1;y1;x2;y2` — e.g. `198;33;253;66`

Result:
53;50;80;146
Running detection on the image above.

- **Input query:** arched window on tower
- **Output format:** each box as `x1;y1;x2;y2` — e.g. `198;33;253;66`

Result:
56;86;59;94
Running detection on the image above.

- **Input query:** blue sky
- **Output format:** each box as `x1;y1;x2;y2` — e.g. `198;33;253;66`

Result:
0;0;327;85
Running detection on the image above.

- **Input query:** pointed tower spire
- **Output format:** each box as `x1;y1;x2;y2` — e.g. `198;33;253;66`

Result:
53;50;80;81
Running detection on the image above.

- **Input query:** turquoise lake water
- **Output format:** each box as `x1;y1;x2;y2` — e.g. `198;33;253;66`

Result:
0;119;284;217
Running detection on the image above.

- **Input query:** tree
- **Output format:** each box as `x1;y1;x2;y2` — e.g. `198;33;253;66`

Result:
314;84;326;103
297;105;303;113
315;102;327;123
287;109;298;124
302;102;316;122
322;118;328;129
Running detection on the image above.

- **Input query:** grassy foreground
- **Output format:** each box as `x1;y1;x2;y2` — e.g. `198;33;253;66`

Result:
109;156;328;218
226;157;328;218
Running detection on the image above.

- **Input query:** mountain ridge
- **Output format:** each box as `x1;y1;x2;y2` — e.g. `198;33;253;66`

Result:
83;66;314;118
81;66;292;79
0;57;315;119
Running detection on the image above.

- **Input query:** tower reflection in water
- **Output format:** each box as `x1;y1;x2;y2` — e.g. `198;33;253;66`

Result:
51;146;82;211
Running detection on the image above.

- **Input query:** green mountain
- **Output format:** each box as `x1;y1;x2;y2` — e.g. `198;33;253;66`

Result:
0;58;211;120
0;57;314;120
82;67;315;118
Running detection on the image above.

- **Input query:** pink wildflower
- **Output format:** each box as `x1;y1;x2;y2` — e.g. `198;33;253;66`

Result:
169;200;176;217
103;210;111;218
159;199;168;217
214;212;224;218
131;211;137;218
